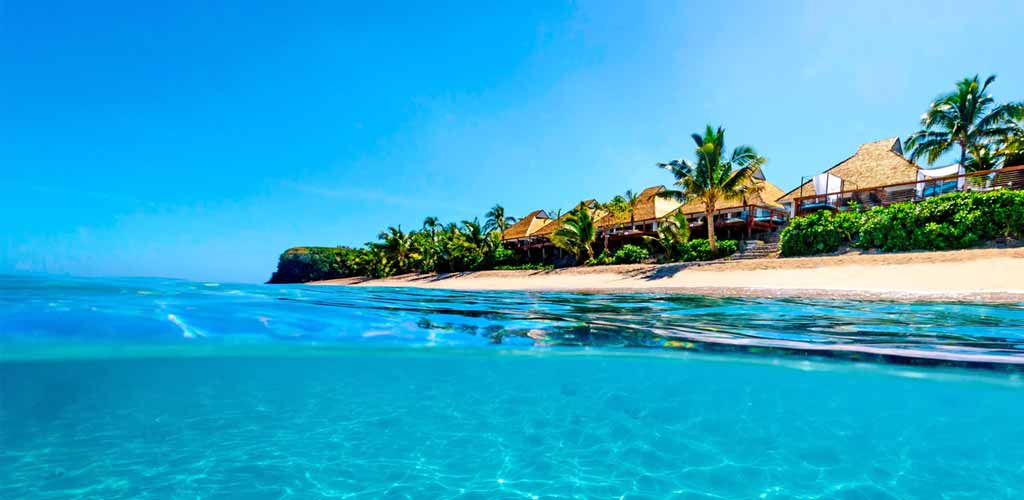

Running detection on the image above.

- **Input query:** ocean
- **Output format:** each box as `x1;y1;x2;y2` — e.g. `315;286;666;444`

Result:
2;276;1023;499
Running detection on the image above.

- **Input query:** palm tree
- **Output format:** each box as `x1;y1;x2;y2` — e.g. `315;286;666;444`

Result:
484;204;517;235
646;212;690;261
623;189;641;227
906;75;1024;171
461;218;493;252
657;125;766;252
377;226;412;272
1002;127;1024;167
422;216;440;234
550;202;597;263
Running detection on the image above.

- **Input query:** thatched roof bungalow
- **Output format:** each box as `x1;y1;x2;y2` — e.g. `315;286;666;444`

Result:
594;186;683;232
532;200;605;239
500;209;553;244
672;176;789;239
776;137;920;215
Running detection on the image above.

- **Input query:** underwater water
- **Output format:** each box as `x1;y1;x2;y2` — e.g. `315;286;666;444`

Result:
2;276;1024;499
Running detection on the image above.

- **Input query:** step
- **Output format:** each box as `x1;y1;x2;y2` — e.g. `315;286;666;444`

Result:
731;241;779;260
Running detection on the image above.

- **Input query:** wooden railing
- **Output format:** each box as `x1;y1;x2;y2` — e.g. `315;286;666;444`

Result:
685;207;788;228
793;165;1024;216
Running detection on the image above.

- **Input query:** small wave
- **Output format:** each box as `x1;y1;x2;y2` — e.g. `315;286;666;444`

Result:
1;276;1023;368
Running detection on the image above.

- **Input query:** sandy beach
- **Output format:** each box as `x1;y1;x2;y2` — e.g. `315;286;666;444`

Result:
312;247;1024;302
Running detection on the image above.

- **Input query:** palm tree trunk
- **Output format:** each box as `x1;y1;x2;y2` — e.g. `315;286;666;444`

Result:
960;141;968;172
705;207;716;252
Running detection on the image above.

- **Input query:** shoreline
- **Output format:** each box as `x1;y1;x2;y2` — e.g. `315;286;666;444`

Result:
311;247;1024;303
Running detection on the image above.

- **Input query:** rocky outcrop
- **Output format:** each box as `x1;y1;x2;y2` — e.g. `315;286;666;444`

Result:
267;247;355;284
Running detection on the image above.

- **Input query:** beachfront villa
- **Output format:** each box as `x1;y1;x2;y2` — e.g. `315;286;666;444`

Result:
775;137;920;216
777;137;1024;216
674;172;789;240
594;186;681;244
502;179;789;258
511;200;608;259
502;136;1024;261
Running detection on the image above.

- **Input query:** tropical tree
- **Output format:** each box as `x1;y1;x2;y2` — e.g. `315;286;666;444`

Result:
646;212;690;260
461;218;491;251
657;125;766;252
1002;127;1024;167
905;75;1024;171
622;190;641;226
484;204;517;235
601;190;641;226
550;202;597;262
366;248;394;278
964;143;1001;172
376;226;413;273
422;216;440;235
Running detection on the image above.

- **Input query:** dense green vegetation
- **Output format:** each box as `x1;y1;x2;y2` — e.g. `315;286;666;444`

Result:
585;239;737;266
494;263;554;271
778;210;863;257
269;214;519;283
780;191;1024;257
550;203;598;263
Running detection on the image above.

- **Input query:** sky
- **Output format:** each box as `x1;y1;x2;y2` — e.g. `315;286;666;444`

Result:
2;0;1022;283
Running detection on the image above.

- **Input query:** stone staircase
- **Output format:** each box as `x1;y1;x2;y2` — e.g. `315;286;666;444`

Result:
731;230;782;260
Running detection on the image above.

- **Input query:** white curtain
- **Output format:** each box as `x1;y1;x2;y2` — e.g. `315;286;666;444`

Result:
916;164;965;197
813;173;843;202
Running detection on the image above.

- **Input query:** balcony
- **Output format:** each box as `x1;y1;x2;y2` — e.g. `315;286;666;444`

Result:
794;165;1024;216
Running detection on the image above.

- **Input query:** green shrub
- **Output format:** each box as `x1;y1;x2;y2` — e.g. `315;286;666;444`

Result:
779;210;862;257
678;239;738;262
858;190;1024;252
490;245;516;267
585;250;615;266
780;190;1024;257
494;263;554;271
613;244;650;264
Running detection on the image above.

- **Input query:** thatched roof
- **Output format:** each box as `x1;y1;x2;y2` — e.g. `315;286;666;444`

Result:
532;200;604;237
675;179;788;215
594;186;683;228
501;210;553;240
777;137;920;203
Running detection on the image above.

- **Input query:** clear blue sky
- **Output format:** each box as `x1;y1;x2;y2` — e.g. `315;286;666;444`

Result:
2;0;1022;283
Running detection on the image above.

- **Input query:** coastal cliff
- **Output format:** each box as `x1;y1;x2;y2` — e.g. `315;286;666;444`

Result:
267;247;356;284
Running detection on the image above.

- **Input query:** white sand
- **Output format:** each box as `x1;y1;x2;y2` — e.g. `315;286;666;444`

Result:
312;247;1024;302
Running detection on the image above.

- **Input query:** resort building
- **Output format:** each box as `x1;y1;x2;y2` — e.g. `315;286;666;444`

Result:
775;137;920;216
672;171;789;240
593;186;683;245
500;209;554;250
504;200;607;260
502;175;792;259
776;137;1024;216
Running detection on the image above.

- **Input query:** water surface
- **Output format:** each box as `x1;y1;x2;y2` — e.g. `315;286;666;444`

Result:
2;276;1023;499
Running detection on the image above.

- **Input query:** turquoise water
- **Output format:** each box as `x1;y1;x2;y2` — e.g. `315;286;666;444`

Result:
2;276;1024;498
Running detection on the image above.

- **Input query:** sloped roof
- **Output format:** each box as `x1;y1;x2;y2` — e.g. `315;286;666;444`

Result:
675;179;787;215
594;186;683;227
777;137;921;203
501;210;553;240
533;200;604;237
